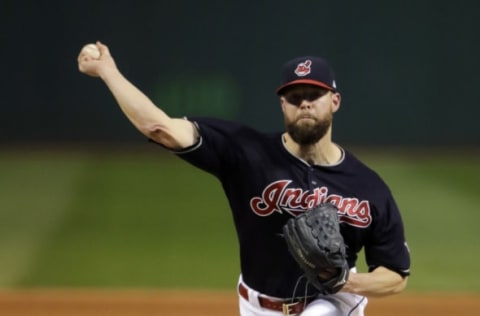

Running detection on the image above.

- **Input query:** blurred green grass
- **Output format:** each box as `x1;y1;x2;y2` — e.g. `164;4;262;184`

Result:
0;146;479;292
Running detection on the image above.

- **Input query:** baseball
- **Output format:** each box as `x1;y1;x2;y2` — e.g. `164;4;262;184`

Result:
82;43;101;59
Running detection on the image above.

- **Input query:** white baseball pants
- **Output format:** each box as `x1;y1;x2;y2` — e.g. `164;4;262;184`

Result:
237;275;367;316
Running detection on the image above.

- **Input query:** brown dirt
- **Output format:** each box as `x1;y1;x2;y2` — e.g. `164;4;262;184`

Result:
0;289;478;315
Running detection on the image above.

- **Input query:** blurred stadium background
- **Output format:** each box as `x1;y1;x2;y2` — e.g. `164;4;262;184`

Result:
1;0;479;295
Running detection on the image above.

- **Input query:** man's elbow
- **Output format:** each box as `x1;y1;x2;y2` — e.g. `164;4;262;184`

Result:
141;123;172;145
391;276;408;295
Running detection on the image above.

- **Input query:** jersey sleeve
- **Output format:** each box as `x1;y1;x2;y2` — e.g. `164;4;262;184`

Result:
365;194;411;277
170;117;247;178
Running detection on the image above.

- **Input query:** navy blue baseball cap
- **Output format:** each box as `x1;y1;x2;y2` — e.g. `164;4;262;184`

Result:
276;56;337;95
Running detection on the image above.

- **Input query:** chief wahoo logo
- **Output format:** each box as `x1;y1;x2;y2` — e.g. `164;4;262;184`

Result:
294;59;312;77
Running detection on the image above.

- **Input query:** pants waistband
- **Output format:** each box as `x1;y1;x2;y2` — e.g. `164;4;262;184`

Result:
238;282;315;315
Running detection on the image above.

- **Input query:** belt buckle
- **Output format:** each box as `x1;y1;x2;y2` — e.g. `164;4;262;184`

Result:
282;302;299;316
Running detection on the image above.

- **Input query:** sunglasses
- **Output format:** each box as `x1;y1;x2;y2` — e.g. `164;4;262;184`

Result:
284;89;330;106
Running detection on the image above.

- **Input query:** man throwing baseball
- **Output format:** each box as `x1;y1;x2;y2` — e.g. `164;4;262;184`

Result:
78;42;410;316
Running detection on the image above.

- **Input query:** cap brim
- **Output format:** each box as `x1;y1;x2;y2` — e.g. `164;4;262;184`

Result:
276;79;334;95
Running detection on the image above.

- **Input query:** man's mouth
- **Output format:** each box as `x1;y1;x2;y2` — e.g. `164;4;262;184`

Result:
297;115;316;122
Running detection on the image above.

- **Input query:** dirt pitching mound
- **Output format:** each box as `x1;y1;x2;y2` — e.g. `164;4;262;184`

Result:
0;289;477;315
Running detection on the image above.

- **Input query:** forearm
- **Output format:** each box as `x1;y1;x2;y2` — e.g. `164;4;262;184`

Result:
98;65;197;149
78;42;197;148
341;266;408;297
99;67;170;136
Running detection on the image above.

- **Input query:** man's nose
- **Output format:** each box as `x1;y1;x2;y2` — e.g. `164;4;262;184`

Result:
299;99;312;108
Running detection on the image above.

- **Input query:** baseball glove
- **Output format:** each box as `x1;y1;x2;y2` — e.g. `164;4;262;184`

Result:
282;203;349;295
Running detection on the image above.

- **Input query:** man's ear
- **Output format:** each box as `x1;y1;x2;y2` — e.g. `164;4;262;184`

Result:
332;92;341;113
280;96;287;112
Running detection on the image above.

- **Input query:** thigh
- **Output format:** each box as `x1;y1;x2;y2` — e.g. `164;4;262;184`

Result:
300;298;339;316
301;293;367;316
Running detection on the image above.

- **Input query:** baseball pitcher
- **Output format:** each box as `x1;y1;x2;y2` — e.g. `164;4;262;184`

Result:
78;42;410;316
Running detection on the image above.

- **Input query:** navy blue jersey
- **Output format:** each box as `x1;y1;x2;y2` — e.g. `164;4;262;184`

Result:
171;117;410;298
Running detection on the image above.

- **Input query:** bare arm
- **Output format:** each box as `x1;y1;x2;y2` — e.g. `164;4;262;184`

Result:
341;266;408;297
77;41;197;149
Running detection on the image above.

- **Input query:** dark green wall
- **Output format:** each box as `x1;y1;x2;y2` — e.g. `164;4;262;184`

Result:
2;0;479;145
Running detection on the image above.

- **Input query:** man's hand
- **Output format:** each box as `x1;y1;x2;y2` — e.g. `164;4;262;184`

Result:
282;203;350;295
77;41;117;78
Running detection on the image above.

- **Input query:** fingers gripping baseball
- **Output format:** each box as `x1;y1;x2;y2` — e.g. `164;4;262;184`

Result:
77;41;115;78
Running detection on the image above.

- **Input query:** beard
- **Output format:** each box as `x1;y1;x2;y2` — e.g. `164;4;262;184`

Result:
285;113;332;146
